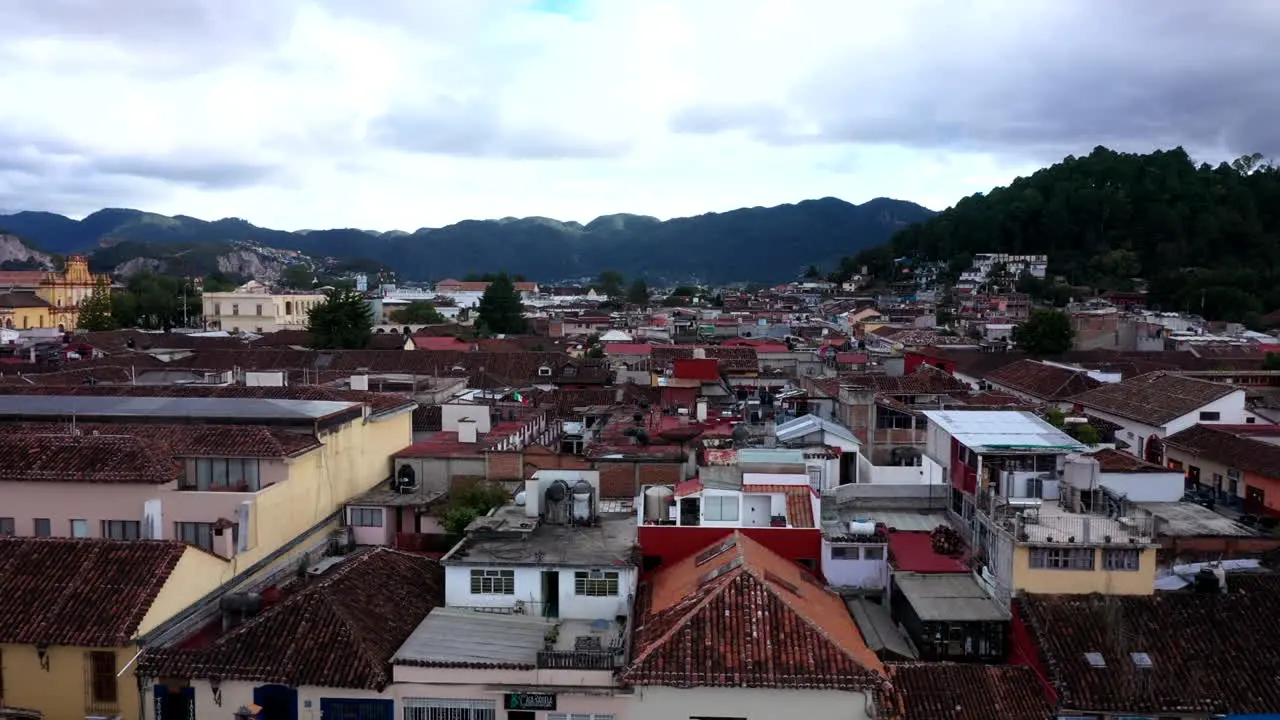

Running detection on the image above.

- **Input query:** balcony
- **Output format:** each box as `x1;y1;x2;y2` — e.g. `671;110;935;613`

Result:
536;618;626;671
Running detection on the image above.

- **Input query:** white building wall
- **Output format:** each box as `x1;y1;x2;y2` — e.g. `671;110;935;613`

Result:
1099;471;1185;502
822;542;889;589
633;686;873;720
443;564;637;620
1086;389;1247;457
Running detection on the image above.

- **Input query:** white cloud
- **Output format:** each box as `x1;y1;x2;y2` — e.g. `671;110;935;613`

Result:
0;0;1274;230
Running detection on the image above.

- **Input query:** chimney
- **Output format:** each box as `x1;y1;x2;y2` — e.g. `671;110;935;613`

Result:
458;418;478;444
350;374;369;391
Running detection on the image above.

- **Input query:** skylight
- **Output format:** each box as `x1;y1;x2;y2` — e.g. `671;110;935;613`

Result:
1131;652;1153;669
697;556;744;586
1084;652;1106;668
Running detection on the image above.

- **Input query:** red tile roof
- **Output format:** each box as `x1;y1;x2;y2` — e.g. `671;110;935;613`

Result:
887;663;1053;720
1090;448;1171;473
1164;424;1280;480
1070;372;1238;426
841;366;971;395
0;432;182;484
1019;590;1280;715
986;359;1103;401
138;547;443;689
0;537;189;646
4;422;322;458
887;531;969;573
604;343;653;356
624;532;884;690
411;336;470;351
650;345;758;372
741;483;817;528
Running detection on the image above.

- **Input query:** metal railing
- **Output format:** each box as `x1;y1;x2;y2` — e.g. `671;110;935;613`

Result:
535;650;618;670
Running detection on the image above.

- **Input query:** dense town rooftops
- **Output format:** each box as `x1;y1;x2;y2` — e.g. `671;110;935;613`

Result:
885;663;1053;720
1070;372;1239;426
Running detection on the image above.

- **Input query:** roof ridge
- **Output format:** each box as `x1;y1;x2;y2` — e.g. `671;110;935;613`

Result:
628;541;750;670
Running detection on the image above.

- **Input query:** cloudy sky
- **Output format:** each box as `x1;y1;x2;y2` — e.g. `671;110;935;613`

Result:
1;0;1276;231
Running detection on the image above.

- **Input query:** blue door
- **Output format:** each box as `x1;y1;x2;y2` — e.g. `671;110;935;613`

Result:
253;684;299;720
320;699;394;720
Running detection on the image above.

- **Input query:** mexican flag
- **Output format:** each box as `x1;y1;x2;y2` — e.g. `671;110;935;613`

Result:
513;392;529;404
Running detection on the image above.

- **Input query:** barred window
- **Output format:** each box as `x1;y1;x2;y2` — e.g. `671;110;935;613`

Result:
1028;547;1095;570
574;570;619;597
1103;549;1140;571
469;569;515;595
403;698;495;720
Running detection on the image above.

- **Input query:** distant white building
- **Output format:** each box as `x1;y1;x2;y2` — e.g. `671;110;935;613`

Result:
959;253;1049;284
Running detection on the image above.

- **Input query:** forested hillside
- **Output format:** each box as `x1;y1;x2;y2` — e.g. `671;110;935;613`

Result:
852;147;1280;322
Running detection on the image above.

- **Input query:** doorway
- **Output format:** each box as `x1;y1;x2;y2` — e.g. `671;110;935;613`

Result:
508;713;536;720
153;685;194;720
253;684;299;720
541;570;560;618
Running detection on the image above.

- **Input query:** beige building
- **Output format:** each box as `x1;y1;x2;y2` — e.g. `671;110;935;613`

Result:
202;280;328;333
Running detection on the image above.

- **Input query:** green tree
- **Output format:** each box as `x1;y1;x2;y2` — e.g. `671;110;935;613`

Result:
307;287;373;349
441;482;512;536
626;278;650;305
118;271;198;330
1012;308;1074;355
597;270;625;299
390;301;446;324
1072;424;1100;445
671;285;697;297
202;272;238;292
803;264;821;280
279;263;315;290
1264;352;1280;371
476;273;526;334
77;276;115;331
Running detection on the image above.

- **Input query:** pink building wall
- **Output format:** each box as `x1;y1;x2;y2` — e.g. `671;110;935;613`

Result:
0;459;289;539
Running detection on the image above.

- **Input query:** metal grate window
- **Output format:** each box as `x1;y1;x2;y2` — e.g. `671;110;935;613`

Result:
1103;549;1141;571
85;650;118;713
469;569;515;595
403;698;495;720
574;570;620;597
1028;547;1095;570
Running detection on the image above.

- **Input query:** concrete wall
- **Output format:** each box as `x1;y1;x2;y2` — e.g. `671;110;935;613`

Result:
822;541;889;589
443;564;637;621
631;686;873;720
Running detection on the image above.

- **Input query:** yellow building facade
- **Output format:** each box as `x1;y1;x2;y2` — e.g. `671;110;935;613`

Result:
0;255;108;330
1011;543;1159;596
0;546;229;720
0;292;52;330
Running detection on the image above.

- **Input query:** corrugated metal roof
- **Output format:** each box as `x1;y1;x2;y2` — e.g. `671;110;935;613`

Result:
775;414;861;446
0;394;360;422
894;572;1010;622
738;448;806;465
922;410;1084;452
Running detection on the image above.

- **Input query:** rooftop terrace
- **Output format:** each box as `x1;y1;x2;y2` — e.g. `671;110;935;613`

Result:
442;506;637;567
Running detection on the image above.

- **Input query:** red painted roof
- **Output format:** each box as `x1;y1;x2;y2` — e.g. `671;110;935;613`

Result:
604;343;653;356
887;531;969;573
0;537;189;646
412;336;469;351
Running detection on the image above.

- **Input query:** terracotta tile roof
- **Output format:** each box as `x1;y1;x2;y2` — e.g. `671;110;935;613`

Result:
741;483;816;528
1090;448;1170;473
0;432;182;484
0;270;47;287
1071;372;1238;426
624;532;884;691
412;335;470;350
840;366;970;395
0;292;52;308
986;359;1102;401
0;537;188;646
2;422;321;460
604;343;653;356
139;547;443;689
886;663;1053;720
650;345;758;372
948;391;1035;409
412;404;443;432
1164;424;1280;479
1018;591;1280;715
0;382;415;417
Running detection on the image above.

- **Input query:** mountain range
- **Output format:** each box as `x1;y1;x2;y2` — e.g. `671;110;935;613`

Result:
0;197;934;283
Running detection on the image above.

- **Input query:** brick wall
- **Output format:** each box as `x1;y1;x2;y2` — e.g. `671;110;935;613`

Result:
485;451;524;481
597;461;683;499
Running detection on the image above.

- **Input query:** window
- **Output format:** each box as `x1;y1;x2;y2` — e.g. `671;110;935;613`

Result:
1028;547;1095;570
807;466;823;489
1103;549;1141;571
1199;411;1221;421
101;520;141;540
231;303;239;315
33;518;51;537
0;518;13;536
830;546;853;559
175;522;214;552
213;302;221;315
403;698;495;720
255;304;263;316
285;301;293;315
703;495;740;522
350;507;383;527
87;650;118;707
183;458;261;491
862;546;885;561
574;570;620;597
70;519;89;538
876;408;916;430
538;365;553;377
469;569;515;595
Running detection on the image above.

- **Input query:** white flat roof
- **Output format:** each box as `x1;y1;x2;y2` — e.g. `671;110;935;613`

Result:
923;410;1085;453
